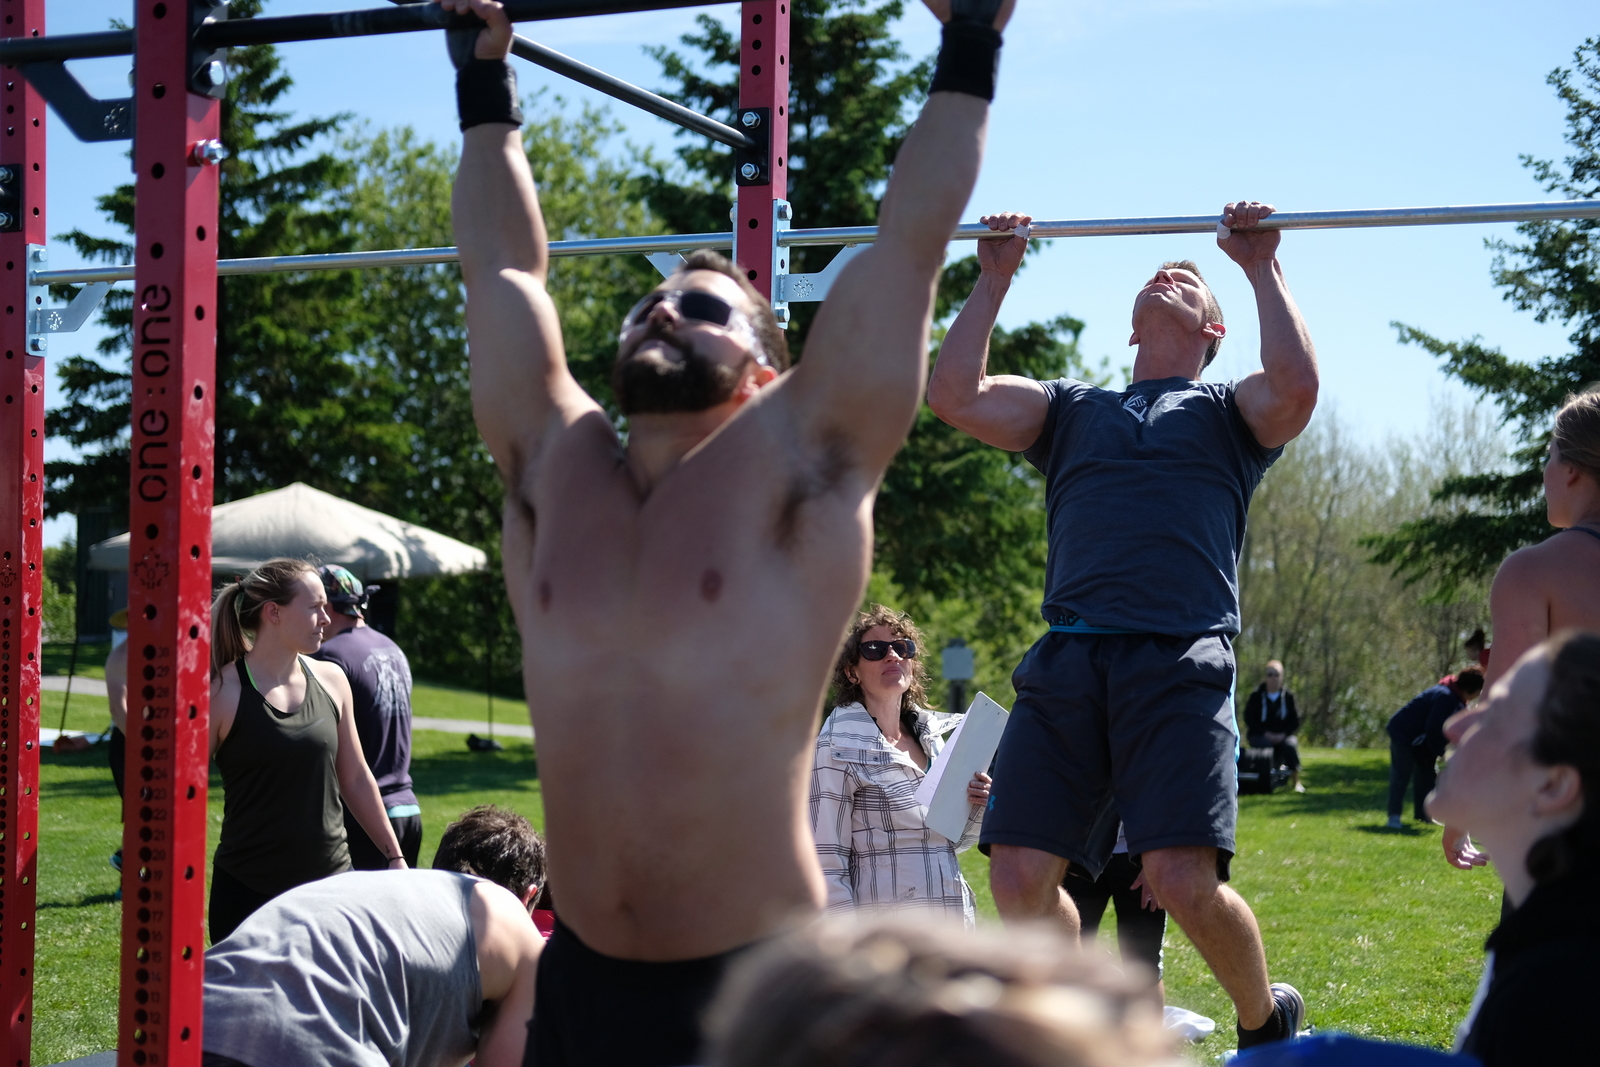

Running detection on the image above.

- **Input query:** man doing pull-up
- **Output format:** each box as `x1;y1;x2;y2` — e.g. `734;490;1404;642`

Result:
442;0;1015;1063
928;203;1318;1051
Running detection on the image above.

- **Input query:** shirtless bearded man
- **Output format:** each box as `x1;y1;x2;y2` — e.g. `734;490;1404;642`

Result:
441;0;1014;1063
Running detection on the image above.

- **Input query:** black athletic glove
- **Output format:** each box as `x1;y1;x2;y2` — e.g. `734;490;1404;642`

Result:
445;24;481;70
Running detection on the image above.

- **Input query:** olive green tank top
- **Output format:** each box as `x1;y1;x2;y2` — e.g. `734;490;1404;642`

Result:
213;657;351;895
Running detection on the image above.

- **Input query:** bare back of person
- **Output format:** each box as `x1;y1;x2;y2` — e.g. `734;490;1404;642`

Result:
443;0;1012;965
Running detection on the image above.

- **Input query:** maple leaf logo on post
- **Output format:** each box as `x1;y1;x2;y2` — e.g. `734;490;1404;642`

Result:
134;552;170;591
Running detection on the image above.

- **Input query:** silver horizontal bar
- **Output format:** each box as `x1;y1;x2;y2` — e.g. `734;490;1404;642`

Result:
29;201;1600;286
779;199;1600;247
31;232;734;286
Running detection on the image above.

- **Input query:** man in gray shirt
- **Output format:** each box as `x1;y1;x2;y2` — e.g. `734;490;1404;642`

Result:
927;202;1318;1051
204;806;546;1067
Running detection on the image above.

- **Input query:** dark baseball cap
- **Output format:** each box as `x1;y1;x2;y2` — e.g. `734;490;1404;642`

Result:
317;565;376;618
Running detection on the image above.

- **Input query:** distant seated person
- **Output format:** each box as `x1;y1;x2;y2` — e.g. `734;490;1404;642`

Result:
203;804;546;1067
704;915;1172;1067
1424;631;1600;1066
1386;667;1484;829
1243;659;1303;792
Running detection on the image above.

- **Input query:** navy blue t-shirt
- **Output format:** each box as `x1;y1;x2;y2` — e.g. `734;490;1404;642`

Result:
1022;376;1283;636
312;624;417;809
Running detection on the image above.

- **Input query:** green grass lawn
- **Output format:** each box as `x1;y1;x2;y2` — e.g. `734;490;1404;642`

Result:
959;748;1501;1054
30;742;1491;1064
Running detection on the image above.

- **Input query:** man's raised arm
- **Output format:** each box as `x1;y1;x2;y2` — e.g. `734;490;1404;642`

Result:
443;0;593;477
1225;201;1319;450
925;211;1050;453
787;0;1015;471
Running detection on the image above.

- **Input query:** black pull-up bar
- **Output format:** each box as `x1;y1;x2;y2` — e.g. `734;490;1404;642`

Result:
0;0;711;64
369;0;757;151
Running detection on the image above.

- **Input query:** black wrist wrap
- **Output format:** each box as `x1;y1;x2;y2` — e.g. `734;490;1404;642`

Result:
456;59;523;131
929;21;1002;102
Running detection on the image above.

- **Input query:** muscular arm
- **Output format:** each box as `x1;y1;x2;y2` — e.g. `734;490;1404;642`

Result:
1483;548;1548;692
926;214;1049;451
320;663;406;867
1224;203;1319;450
447;0;598;482
472;881;543;1067
787;4;1010;474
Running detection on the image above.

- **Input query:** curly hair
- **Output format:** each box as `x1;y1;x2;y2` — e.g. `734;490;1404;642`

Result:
830;605;935;736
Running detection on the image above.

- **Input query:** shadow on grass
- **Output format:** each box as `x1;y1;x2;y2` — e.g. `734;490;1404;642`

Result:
1242;754;1402;819
1352;822;1429;836
38;892;119;909
410;746;539;796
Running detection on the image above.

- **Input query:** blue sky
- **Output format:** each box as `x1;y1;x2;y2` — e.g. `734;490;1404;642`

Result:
37;0;1600;545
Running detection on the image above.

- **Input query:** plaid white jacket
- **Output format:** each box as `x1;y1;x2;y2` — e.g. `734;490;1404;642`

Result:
809;703;984;926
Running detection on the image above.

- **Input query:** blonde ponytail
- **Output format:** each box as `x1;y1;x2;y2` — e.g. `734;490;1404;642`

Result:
209;558;317;679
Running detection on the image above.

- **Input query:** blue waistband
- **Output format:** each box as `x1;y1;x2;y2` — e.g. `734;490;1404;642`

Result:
1047;615;1144;636
385;803;422;819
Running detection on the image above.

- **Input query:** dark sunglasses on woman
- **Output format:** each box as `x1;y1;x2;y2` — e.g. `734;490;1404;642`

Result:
859;639;916;661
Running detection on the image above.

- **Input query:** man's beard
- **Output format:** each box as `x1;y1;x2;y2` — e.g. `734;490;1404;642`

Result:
612;325;744;415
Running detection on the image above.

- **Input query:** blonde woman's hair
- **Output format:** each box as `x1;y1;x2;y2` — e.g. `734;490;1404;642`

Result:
1552;385;1600;483
705;915;1176;1067
210;558;316;678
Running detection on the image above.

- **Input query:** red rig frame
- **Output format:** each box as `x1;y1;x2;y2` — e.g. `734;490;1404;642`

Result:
0;2;792;1065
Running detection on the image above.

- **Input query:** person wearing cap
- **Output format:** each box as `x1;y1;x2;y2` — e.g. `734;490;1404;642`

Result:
309;565;423;869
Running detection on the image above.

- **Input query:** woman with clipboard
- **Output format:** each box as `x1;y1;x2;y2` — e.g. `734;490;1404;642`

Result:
809;606;992;926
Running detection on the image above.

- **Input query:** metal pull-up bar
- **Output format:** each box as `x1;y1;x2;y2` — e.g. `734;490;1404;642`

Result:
31;199;1600;290
0;0;710;63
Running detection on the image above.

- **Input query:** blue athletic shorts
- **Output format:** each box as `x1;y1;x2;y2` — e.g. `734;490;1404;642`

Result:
980;631;1239;880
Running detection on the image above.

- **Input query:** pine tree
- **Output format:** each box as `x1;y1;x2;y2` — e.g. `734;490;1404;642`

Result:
1367;37;1600;593
48;0;380;521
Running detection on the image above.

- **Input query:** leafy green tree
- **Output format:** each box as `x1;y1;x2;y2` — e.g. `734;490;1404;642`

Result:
340;99;664;692
48;0;380;519
643;0;929;346
1367;37;1600;593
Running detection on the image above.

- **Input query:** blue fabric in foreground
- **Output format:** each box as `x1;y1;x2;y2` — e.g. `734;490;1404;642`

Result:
1233;1034;1475;1065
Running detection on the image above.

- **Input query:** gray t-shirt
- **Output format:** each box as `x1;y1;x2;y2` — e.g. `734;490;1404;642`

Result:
205;870;484;1067
1023;376;1282;636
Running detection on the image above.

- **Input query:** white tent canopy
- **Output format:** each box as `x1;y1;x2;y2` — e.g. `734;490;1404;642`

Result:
87;482;488;581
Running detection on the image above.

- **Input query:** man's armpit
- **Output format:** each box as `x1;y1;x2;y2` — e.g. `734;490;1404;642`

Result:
773;429;856;552
504;443;538;536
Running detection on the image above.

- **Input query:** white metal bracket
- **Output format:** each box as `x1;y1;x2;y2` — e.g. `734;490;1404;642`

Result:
777;243;868;305
26;245;112;351
644;252;685;279
770;198;792;328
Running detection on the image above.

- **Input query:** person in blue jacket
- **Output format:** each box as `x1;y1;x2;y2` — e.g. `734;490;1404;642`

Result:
1386;666;1483;828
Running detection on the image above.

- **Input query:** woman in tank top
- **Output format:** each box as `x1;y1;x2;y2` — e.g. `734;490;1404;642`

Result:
1442;387;1600;870
206;558;407;942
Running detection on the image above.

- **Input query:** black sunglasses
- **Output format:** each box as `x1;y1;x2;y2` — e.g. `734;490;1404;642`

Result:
859;639;916;661
623;288;736;329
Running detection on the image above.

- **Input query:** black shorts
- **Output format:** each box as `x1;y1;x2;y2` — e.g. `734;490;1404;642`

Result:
528;917;745;1067
342;806;423;870
980;631;1238;879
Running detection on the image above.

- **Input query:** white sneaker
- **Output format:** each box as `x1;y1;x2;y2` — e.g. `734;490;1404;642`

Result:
1386;815;1403;829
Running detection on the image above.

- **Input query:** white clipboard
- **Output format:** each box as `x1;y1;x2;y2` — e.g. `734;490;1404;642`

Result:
914;692;1010;842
